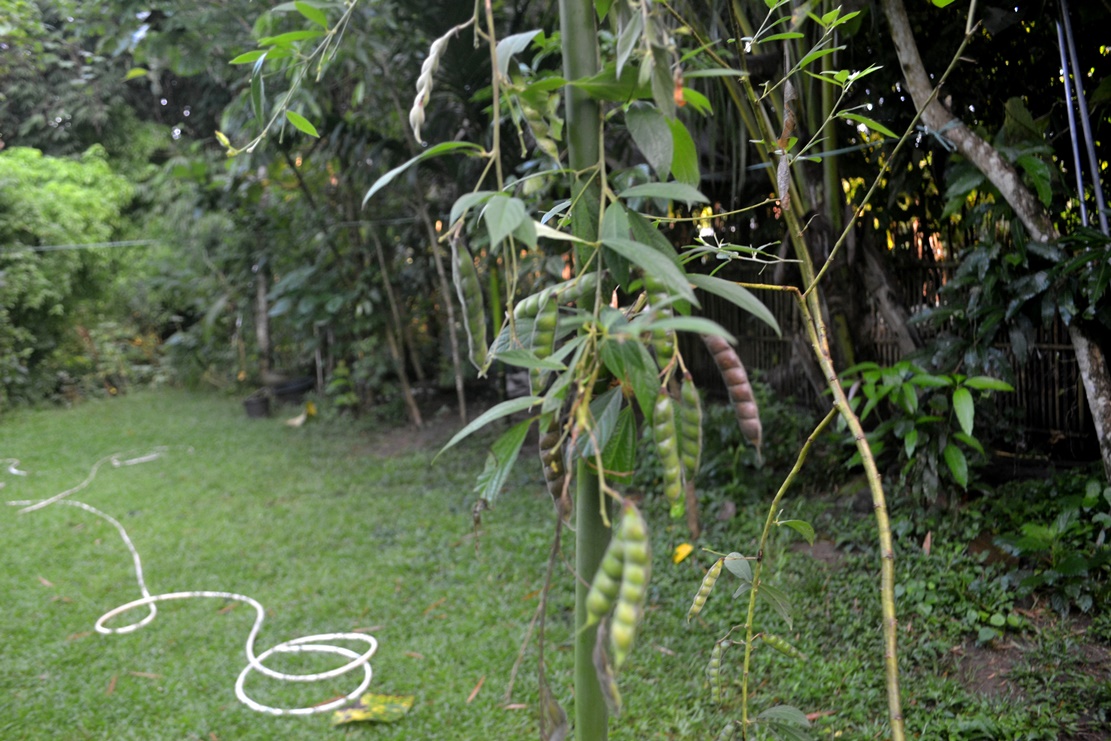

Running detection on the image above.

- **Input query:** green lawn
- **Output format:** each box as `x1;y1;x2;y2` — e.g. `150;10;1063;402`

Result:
1;390;1107;740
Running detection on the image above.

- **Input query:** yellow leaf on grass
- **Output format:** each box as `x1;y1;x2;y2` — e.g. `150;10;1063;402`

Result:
672;543;694;564
332;694;415;725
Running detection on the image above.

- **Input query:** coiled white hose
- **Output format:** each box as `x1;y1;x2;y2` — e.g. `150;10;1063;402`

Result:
5;451;378;716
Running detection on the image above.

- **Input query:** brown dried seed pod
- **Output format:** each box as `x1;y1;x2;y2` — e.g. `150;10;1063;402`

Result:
702;334;762;455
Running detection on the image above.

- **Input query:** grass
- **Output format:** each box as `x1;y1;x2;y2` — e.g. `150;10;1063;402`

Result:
1;389;1108;740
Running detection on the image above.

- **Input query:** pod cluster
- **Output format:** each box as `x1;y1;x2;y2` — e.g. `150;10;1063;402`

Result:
584;503;650;670
451;238;487;372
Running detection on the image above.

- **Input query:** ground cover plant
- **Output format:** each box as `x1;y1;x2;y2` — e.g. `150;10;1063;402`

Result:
2;389;1108;739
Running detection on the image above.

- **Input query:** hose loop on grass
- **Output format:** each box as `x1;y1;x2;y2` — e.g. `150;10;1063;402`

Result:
5;450;378;717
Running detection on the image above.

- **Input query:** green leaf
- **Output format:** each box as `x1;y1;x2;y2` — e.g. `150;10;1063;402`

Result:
668;118;700;187
626;105;672;181
285;110;319;138
230;49;268;65
962;376;1013;392
250;74;265;125
757;705;811;726
909;373;954;388
932;0;960;6
1016;154;1052;206
601;237;696;304
615;11;643;78
450;191;496;227
943;443;969;488
438;396;541;456
484;196;529;247
601;339;657;419
953;431;985;455
493;349;566;371
602;405;637;479
618;181;709;206
363;141;484;206
763;722;815;741
640;316;732;342
838;111;898;139
759;32;805;42
796;45;844;71
578;386;624;459
779;519;815;546
473;419;531;504
495;29;541;79
595;0;614;21
123;67;148;80
723;552;752;581
688;273;780;337
952;386;974;436
258;29;324;46
757;581;793;629
294;1;328;28
682;69;748;79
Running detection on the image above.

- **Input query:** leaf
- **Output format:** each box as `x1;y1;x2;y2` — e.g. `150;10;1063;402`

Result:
757;705;811;726
438;396;541;456
258;30;324;46
473;419;531;504
493;348;566;371
294;1;328;28
332;694;415;725
601;237;696;304
626;105;672;181
618;182;709;206
578;386;624;459
250;74;265;125
943;443;969;488
759;32;806;42
640;316;732;342
363;142;484;206
796;45;844;71
484;196;529;247
123;67;148;80
601;405;637;479
668;118;700;187
952;386;974;436
932;0;960;6
284;110;319;138
757;581;793;629
450;191;497;227
779;519;815;546
615;11;644;78
495;30;541;79
722;552;752;582
908;373;953;388
229;49;268;65
962;376;1013;392
838;111;898;139
687;273;780;337
1016;154;1052;206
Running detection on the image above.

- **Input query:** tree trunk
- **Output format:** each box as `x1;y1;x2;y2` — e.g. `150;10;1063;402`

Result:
882;0;1111;480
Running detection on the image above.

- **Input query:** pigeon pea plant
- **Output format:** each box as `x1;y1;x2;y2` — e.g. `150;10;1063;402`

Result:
226;0;986;738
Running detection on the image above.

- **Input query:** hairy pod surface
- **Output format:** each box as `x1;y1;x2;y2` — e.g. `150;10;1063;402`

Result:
761;632;807;661
451;239;488;372
686;557;723;623
512;272;601;320
678;373;703;484
707;638;730;704
702;334;763;455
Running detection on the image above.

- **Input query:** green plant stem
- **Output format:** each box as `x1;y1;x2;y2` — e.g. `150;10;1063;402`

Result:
559;0;606;739
739;408;837;737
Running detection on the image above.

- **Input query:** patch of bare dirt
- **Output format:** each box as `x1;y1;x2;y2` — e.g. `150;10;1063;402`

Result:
954;641;1025;701
790;539;845;567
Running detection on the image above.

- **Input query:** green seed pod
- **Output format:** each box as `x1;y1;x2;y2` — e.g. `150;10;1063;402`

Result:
707;638;730;704
610;504;650;670
585;569;620;627
686;557;723;623
601;535;626;579
513;272;601;319
451;239;488;372
652;388;684;516
642;273;675;369
678;373;703;484
529;295;559;394
538;421;569;520
761;633;807;661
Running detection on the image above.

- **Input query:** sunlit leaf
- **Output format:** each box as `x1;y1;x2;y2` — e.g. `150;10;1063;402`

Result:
332;694;415;725
672;543;694;564
285;110;319;138
484;196;529;246
496;29;541;78
838;111;897;139
294;1;328;28
722;552;752;582
618;182;708;206
259;29;324;46
778;519;815;546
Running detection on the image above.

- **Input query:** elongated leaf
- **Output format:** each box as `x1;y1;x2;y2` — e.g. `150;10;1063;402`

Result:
688;273;780;337
474;419;531;503
962;376;1013;392
779;519;815;546
602;237;696;303
484;196;529;247
493;349;567;371
496;29;541;78
124;67;148;80
616;10;644;78
602;406;637;479
943;443;969;488
839;112;897;139
758;705;811;726
259;29;323;46
450;191;496;227
759;32;805;43
600;339;657;419
909;373;953;388
668;118;700;187
578;386;624;459
439;396;541;455
953;431;985;455
952;386;974;436
230;49;268;64
534;221;589;243
285;110;319;137
640;316;732;342
627;105;672;180
295;1;328;28
797;45;844;71
363;141;484;206
757;581;793;629
618;182;709;205
250;74;265;125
